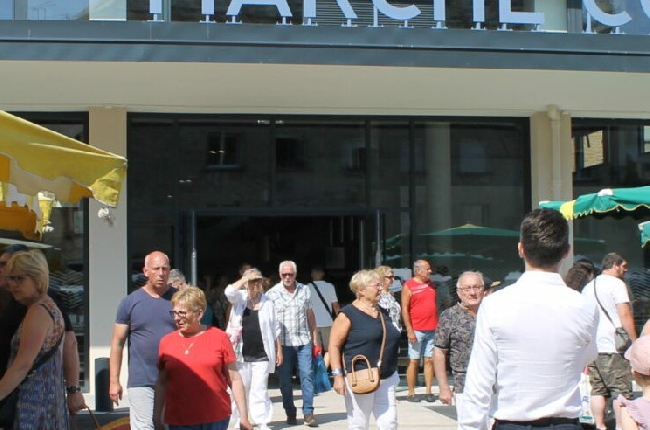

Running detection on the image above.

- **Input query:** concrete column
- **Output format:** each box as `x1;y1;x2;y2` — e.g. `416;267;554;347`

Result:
425;123;452;249
87;107;128;407
530;107;573;274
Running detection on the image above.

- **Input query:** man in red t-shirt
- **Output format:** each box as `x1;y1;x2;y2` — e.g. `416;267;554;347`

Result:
401;259;438;403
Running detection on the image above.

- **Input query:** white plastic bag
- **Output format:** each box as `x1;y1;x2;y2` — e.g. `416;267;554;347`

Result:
580;369;595;425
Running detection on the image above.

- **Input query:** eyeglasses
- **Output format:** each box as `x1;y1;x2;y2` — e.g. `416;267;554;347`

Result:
458;286;484;293
367;282;382;289
6;275;27;283
248;278;263;284
281;273;295;278
385;275;394;279
169;310;188;318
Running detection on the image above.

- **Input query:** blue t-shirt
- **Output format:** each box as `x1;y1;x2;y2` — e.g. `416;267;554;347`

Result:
115;287;177;387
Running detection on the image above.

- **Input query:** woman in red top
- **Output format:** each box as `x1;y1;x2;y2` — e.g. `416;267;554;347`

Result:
153;287;252;430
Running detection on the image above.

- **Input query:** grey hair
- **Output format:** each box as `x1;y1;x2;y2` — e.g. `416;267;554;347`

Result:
243;268;263;278
278;260;297;274
169;269;186;284
456;271;485;289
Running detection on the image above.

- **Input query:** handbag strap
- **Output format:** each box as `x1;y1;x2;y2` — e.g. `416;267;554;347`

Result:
377;311;386;368
343;308;388;372
26;303;64;378
592;278;617;327
71;407;102;430
310;282;333;319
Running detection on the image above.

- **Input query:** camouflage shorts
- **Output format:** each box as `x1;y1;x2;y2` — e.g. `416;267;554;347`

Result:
587;353;633;398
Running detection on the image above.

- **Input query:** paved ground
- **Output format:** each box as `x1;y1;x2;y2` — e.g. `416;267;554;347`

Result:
73;384;458;429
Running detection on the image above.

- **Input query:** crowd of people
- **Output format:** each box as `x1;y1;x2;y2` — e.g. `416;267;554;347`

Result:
2;208;650;430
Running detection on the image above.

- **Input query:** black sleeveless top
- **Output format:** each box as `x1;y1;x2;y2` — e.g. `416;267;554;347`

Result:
341;304;401;379
242;308;268;362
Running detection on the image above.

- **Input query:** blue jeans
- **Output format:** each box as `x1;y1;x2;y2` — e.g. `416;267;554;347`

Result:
169;417;229;430
276;344;314;417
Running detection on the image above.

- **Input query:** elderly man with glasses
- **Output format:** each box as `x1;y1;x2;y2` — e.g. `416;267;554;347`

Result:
266;260;320;427
433;271;485;415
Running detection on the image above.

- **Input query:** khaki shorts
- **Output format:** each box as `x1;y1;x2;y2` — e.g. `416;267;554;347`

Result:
587;353;633;398
318;326;331;352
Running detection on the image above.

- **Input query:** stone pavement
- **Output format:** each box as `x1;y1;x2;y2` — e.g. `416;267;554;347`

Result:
73;384;458;429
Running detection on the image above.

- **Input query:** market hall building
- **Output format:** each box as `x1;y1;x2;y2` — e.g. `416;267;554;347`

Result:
1;0;650;407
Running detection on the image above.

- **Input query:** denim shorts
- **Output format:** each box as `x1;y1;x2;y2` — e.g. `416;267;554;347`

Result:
407;330;435;359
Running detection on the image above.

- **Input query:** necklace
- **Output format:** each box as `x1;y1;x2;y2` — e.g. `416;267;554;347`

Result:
179;329;204;355
247;294;261;309
356;300;378;316
184;340;196;355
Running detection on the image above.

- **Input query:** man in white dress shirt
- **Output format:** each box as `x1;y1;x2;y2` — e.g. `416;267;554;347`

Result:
458;208;599;430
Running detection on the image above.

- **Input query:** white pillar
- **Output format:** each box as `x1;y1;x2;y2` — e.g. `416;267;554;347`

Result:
87;107;128;407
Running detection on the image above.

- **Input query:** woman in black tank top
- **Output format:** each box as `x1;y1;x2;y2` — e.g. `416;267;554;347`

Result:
328;269;401;430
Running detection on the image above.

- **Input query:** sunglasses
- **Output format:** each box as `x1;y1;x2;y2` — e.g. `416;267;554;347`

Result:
6;275;28;283
281;273;295;278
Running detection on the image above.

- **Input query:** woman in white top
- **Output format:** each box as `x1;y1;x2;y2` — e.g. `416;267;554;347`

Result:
225;268;282;430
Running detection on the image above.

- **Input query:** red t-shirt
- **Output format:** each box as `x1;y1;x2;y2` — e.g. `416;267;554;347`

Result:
158;327;235;425
404;278;438;331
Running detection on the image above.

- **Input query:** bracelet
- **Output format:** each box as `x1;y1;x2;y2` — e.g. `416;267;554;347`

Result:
66;386;82;394
331;368;344;376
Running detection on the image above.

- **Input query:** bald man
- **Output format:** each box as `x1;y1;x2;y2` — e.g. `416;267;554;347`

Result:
109;251;177;430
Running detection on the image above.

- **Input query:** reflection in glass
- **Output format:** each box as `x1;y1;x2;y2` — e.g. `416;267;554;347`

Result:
571;119;650;334
20;0;89;19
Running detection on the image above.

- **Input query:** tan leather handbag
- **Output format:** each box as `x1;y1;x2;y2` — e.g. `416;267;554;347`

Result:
345;311;386;394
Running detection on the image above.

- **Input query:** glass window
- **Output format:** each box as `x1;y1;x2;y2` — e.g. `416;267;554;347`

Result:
571;119;650;334
274;119;366;207
412;120;528;307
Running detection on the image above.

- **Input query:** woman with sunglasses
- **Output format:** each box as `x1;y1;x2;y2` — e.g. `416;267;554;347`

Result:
225;268;281;430
329;269;402;430
154;287;252;430
0;249;68;430
375;266;402;331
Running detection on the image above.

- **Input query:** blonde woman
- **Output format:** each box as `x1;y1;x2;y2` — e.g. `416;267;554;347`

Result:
225;268;282;430
375;266;402;331
153;287;251;430
329;270;402;430
0;249;68;429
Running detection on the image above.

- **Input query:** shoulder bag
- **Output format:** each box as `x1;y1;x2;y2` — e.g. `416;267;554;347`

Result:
345;311;386;394
0;308;64;427
593;278;632;353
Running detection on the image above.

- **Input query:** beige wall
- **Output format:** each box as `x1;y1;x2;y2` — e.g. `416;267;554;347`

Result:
87;107;129;407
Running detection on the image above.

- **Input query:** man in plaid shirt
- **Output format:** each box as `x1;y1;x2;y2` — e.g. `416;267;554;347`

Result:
267;260;320;427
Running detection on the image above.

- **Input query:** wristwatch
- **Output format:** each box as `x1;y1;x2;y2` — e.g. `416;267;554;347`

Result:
66;386;82;394
331;368;344;377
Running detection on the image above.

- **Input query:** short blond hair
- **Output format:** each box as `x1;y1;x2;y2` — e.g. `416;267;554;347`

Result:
349;269;380;296
375;265;393;278
7;249;49;294
171;286;207;312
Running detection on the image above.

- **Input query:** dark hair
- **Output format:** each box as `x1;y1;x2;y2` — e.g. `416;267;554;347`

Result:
519;209;570;269
601;253;624;270
565;264;592;292
2;244;29;256
575;259;598;277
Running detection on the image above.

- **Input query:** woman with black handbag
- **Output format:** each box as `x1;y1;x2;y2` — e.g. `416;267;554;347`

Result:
0;249;68;430
329;269;401;430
